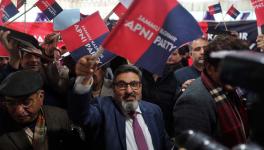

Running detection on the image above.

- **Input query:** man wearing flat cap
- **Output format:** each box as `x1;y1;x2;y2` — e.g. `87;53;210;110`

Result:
0;29;71;109
0;70;84;150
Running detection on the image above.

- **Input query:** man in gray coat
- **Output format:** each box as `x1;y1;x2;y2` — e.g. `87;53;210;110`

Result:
173;35;249;148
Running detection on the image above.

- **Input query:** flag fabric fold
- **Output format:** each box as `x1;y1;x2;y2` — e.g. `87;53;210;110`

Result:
208;3;222;15
113;2;127;18
35;0;63;20
0;0;19;23
60;12;115;65
227;5;240;19
240;12;250;20
203;11;215;21
251;0;264;26
102;0;203;75
35;12;49;22
16;0;25;9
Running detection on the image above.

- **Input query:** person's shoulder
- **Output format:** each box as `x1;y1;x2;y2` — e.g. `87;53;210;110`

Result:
177;78;213;105
174;66;192;74
140;100;162;113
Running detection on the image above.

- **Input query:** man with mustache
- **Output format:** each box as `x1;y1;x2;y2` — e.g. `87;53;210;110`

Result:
0;70;86;150
68;55;171;150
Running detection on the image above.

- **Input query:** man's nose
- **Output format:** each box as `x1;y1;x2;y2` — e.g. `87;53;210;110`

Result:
14;104;26;114
125;85;134;93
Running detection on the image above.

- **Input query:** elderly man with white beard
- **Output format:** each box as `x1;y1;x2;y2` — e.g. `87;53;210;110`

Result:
68;55;172;150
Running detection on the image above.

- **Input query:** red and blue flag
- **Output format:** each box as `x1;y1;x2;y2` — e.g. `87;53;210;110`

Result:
35;0;63;20
208;3;222;15
0;0;19;23
102;0;202;75
227;5;240;19
60;12;115;65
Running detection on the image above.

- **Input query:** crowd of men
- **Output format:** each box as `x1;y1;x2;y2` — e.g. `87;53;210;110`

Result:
0;24;264;150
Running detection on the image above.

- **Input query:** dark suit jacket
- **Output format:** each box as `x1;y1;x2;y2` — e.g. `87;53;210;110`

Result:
0;106;85;150
68;92;172;150
173;78;218;137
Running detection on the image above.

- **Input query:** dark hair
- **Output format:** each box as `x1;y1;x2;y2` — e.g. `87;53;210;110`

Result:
204;35;249;67
178;45;190;55
113;65;142;82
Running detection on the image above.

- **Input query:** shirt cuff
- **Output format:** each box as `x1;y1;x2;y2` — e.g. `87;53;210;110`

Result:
74;76;93;94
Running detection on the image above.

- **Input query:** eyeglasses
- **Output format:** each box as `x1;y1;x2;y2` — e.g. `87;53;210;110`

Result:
3;94;37;109
193;46;207;52
113;81;141;90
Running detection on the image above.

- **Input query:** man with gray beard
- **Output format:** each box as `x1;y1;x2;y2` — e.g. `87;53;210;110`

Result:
68;55;171;150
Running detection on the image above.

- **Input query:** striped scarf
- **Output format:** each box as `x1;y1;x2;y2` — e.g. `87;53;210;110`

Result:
201;71;248;147
32;108;48;150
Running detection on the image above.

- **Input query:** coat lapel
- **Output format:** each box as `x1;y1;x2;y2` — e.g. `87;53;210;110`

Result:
114;107;126;150
140;102;159;149
7;130;32;149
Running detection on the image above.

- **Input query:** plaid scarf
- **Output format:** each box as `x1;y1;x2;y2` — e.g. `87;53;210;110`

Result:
32;108;48;150
201;72;248;147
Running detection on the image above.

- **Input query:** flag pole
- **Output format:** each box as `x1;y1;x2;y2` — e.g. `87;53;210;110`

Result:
24;0;27;33
104;10;114;22
214;13;227;29
258;26;262;35
94;46;105;60
4;4;36;26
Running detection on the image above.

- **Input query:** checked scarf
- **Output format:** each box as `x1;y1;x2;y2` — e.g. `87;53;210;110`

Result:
201;71;248;147
32;108;48;150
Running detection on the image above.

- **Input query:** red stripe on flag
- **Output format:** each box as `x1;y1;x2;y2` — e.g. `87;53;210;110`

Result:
0;0;10;6
60;12;109;52
251;0;264;26
113;3;127;18
35;0;56;11
103;0;177;63
17;0;25;9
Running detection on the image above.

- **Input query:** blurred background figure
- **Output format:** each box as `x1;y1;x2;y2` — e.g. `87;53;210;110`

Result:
141;48;184;138
0;56;9;69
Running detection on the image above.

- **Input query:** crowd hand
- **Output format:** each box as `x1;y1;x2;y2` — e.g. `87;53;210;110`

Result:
181;79;195;92
0;30;20;58
75;55;98;85
256;35;264;50
54;60;69;79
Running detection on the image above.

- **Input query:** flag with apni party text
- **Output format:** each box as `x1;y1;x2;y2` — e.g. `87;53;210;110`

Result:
35;0;63;20
60;12;115;65
102;0;202;75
